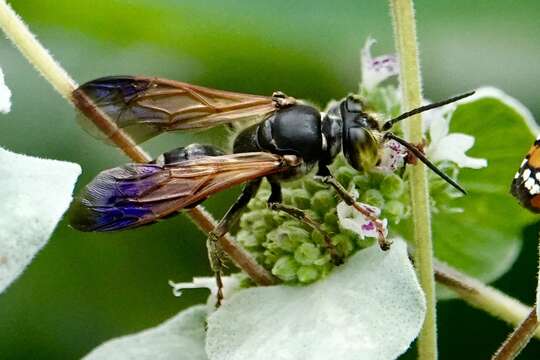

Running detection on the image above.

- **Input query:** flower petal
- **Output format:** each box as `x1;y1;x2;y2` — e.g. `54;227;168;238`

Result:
206;239;425;360
84;305;208;360
339;216;365;238
427;107;451;144
361;37;398;91
362;218;388;239
0;147;81;294
337;200;386;240
0;67;12;114
377;139;407;173
430;133;488;169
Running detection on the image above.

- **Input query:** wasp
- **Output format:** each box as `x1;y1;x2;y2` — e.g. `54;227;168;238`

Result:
69;76;473;304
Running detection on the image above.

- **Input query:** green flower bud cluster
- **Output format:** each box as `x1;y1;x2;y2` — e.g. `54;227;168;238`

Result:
235;155;411;285
333;158;410;224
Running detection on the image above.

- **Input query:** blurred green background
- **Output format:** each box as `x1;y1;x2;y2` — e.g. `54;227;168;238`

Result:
1;0;540;358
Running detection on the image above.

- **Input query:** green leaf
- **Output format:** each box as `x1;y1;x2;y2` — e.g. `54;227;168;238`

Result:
432;88;537;291
84;305;208;360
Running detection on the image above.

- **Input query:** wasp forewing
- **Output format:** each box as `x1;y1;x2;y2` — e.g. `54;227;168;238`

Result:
74;76;283;144
69;149;298;231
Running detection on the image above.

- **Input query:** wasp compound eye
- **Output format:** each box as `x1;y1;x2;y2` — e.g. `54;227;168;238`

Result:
344;127;380;172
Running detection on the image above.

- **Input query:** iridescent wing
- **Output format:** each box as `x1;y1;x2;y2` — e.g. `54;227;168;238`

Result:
510;137;540;212
69;152;299;231
73;76;291;143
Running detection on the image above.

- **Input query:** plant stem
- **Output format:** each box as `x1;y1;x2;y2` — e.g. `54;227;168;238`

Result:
0;1;75;101
491;306;538;360
71;86;152;162
433;259;540;339
490;230;540;360
0;0;275;286
0;0;150;161
390;1;437;358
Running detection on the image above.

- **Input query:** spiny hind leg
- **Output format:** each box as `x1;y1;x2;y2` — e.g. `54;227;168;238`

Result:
266;179;343;265
206;234;226;306
315;165;390;251
206;179;262;306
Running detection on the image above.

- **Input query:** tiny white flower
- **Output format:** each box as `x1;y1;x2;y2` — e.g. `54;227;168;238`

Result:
377;139;408;173
169;276;239;305
336;189;388;240
424;102;487;169
361;37;399;91
0;67;12;114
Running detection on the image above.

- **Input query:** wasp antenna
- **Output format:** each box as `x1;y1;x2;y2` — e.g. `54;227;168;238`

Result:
382;91;475;131
385;133;467;195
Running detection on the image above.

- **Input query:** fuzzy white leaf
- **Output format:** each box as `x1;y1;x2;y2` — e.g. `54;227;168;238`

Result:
0;147;81;293
0;67;12;113
84;305;208;360
206;239;425;360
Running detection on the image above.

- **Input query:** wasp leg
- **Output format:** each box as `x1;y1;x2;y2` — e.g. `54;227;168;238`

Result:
267;180;344;265
205;235;226;306
315;168;391;251
207;179;262;307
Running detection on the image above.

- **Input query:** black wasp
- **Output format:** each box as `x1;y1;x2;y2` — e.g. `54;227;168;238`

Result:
69;76;473;303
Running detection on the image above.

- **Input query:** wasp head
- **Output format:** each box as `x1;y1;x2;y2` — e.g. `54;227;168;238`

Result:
337;95;383;172
321;92;472;194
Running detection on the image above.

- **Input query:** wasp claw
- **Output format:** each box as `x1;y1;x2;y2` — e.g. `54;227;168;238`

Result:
378;236;393;251
330;253;345;266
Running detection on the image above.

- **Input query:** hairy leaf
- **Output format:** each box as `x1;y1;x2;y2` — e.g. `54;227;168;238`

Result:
84;305;208;360
206;239;425;360
0;147;80;294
